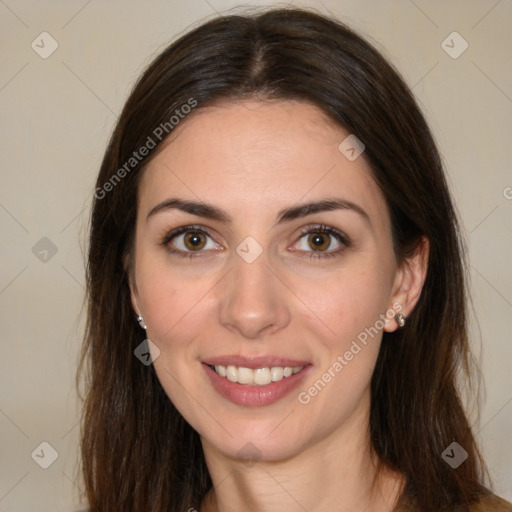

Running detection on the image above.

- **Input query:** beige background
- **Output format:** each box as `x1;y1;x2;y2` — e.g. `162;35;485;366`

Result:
0;0;511;510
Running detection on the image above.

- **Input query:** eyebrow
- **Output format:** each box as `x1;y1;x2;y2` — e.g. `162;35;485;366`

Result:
146;197;371;229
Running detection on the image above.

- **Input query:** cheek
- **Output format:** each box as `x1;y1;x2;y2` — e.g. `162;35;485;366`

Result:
291;258;392;409
291;257;392;346
295;278;387;427
134;251;216;348
134;260;215;421
139;276;212;348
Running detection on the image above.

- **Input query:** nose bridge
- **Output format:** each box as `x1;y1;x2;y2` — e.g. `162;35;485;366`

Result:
218;241;290;338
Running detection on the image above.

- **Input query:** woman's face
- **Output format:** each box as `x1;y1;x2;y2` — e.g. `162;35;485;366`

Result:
129;99;422;462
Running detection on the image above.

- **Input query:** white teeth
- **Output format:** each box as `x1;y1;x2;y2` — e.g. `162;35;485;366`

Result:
253;367;271;385
215;365;226;377
237;366;253;384
271;366;284;381
211;364;305;386
226;365;238;382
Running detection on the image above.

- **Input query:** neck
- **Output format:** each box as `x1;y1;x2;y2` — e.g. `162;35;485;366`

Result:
199;392;404;512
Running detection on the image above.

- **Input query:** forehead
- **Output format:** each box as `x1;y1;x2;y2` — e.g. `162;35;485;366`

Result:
138;100;390;233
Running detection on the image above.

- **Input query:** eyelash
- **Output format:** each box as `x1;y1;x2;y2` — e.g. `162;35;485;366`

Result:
160;224;350;261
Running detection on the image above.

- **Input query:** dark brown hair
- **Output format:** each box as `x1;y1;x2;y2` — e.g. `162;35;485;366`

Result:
78;7;492;511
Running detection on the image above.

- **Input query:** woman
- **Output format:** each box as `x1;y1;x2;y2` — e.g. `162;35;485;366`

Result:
78;7;512;511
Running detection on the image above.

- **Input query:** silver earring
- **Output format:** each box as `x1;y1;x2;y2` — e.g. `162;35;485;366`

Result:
395;313;405;328
136;315;147;330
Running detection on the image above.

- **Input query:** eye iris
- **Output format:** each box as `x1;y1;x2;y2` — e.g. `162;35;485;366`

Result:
308;233;330;251
184;231;206;250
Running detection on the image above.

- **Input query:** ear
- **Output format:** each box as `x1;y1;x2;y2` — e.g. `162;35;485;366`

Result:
384;236;429;333
123;252;142;318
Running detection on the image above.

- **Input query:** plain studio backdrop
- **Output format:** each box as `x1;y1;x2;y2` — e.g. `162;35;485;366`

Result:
0;1;511;510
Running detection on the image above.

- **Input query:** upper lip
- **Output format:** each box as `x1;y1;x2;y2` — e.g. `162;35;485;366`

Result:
202;355;311;369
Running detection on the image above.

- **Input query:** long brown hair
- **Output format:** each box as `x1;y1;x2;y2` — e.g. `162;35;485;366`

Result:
77;7;491;511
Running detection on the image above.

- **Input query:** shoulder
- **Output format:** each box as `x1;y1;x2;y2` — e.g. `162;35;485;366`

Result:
470;493;512;511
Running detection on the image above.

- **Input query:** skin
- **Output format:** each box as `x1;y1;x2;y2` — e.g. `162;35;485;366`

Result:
127;100;429;511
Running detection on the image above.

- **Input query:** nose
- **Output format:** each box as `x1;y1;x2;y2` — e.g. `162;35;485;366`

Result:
218;248;291;340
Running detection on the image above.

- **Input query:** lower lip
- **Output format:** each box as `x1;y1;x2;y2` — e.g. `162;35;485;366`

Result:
203;363;311;407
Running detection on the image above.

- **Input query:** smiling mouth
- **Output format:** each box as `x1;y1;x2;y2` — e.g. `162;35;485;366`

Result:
208;364;305;386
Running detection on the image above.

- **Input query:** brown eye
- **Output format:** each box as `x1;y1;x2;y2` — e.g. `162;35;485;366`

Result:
307;232;331;251
291;224;350;260
183;231;207;251
161;226;222;258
